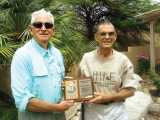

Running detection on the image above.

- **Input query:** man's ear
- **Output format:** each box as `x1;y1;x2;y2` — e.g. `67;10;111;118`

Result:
52;27;55;36
113;33;117;42
94;34;99;42
29;25;33;36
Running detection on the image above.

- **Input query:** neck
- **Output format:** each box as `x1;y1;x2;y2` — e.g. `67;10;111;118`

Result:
97;48;113;58
34;39;48;50
40;43;48;50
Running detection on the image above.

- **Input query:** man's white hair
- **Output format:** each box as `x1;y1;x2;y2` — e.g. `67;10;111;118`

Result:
31;8;54;25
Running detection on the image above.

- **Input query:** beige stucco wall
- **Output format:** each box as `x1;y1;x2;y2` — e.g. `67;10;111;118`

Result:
121;46;160;70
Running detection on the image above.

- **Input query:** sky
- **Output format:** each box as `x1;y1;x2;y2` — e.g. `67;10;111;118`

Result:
153;0;160;2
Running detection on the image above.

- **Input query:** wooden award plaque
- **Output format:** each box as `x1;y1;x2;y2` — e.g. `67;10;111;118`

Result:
64;77;94;102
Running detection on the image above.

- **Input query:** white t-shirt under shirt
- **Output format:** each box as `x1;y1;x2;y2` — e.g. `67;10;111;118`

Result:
79;49;137;120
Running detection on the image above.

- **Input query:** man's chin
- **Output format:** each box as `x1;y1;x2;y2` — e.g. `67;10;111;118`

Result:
39;39;50;42
102;45;112;49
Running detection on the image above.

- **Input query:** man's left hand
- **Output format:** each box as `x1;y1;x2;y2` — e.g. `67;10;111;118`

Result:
88;92;113;103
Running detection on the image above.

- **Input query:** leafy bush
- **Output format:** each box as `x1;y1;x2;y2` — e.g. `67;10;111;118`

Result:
155;59;160;75
0;90;17;120
148;70;160;96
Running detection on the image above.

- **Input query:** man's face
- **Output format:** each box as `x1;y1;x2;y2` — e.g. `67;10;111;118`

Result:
94;24;117;49
29;14;55;44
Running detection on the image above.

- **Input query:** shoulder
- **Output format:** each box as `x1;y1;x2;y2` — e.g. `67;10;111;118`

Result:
49;44;64;64
12;40;44;65
80;49;96;66
11;41;33;69
50;45;63;60
114;50;133;69
13;40;33;59
52;46;62;55
114;50;129;61
83;49;97;58
48;42;62;55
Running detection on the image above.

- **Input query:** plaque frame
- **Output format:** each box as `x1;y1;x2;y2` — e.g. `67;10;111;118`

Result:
64;77;94;102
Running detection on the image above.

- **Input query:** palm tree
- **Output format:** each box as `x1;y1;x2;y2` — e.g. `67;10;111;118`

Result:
0;0;91;71
0;0;33;64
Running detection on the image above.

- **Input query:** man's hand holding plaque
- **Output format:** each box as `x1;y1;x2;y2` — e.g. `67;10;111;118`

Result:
63;77;94;102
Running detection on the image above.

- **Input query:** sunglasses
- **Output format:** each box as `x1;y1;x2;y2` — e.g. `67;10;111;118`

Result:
32;22;54;29
99;32;116;37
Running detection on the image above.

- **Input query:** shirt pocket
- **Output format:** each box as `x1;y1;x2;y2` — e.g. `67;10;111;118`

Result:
32;67;48;77
32;67;49;97
32;67;49;86
53;64;64;79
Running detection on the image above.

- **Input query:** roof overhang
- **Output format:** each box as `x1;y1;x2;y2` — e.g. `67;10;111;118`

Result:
136;8;160;22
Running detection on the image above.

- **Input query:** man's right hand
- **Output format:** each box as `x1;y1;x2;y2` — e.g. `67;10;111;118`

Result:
56;100;74;112
27;98;74;112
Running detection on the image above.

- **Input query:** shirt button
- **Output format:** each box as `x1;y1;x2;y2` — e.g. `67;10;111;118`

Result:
54;86;56;88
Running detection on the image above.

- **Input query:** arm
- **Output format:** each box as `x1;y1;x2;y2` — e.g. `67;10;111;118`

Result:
26;98;73;112
11;51;74;112
111;88;134;101
90;58;137;103
89;88;134;103
11;52;35;112
25;80;74;112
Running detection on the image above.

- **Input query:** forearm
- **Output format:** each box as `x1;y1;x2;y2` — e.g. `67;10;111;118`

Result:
111;88;134;101
26;98;59;112
89;88;134;103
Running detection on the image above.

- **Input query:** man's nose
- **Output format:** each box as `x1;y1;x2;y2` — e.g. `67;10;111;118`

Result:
104;33;110;38
41;24;47;30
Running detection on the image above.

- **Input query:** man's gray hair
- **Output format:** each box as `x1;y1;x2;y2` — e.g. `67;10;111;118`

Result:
95;21;116;33
31;8;54;25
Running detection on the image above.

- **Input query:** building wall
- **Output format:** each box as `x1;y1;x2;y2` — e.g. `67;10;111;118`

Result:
121;46;160;70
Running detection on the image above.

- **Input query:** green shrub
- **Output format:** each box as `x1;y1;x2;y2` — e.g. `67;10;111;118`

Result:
136;54;150;76
155;63;160;75
148;70;160;96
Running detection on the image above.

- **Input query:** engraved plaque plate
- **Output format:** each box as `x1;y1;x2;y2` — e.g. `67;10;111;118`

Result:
64;77;94;102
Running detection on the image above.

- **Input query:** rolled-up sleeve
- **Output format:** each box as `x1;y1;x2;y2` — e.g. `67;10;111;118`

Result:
11;50;35;112
121;60;138;91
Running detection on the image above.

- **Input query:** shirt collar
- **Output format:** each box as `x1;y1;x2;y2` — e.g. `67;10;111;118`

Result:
31;39;52;57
